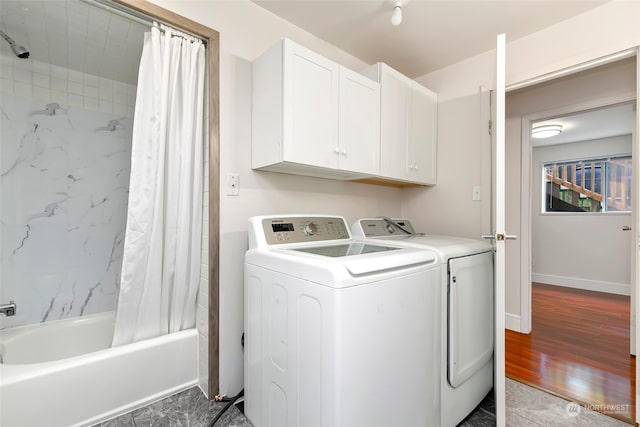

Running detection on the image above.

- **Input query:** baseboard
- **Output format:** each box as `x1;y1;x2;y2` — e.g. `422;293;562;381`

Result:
532;273;630;296
505;313;521;332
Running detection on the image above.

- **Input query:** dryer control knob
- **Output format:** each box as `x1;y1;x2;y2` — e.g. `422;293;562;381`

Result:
303;222;318;236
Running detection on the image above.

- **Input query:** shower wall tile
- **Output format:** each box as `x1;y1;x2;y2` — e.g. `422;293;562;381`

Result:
33;72;50;89
50;64;67;81
52;90;67;104
84;96;99;111
0;63;13;80
113;103;128;117
32;61;50;76
14;82;32;97
68;69;84;83
69;81;83;95
84;84;99;99
52;77;67;92
68;94;83;108
0;52;136;330
100;100;113;113
32;86;50;101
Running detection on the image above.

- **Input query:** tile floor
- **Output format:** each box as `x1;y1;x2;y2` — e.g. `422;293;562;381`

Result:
96;378;632;426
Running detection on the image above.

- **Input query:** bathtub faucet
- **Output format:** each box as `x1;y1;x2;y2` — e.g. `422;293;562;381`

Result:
0;301;16;316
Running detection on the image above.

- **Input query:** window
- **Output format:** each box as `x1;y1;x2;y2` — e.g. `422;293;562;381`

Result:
543;155;632;212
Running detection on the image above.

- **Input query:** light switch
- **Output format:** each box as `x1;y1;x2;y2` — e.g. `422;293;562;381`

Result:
472;186;481;201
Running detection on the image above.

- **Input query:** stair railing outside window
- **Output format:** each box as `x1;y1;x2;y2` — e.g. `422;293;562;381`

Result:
543;155;632;213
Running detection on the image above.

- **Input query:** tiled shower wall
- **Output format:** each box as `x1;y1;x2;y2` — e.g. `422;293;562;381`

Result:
0;51;210;392
0;52;136;329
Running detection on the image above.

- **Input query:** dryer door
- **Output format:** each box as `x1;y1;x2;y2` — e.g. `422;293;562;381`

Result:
448;251;494;388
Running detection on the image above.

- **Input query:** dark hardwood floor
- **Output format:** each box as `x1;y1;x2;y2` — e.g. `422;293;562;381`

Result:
505;283;635;423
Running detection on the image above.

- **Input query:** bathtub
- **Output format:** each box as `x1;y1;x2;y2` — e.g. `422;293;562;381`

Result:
0;311;198;427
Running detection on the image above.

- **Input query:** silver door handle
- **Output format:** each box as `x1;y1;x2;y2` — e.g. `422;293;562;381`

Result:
482;234;517;241
623;226;632;231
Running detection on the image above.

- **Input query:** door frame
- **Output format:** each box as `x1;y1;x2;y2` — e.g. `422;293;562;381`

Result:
508;48;638;334
510;49;639;423
115;0;221;397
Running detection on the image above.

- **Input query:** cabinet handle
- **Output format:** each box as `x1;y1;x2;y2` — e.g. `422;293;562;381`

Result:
334;147;340;154
341;149;347;156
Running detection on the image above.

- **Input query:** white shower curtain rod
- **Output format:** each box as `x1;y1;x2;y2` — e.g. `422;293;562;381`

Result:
80;0;208;45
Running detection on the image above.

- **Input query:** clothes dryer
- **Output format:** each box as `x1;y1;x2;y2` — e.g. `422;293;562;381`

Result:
352;218;494;427
244;215;442;427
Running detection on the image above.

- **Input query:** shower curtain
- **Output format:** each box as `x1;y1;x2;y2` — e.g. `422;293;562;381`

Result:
112;24;205;346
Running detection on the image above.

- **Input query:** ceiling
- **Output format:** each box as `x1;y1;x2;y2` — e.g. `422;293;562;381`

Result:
532;103;635;148
0;0;147;85
252;0;609;78
0;0;612;84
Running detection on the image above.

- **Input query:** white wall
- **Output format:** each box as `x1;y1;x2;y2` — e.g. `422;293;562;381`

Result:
412;0;639;327
150;0;405;395
402;91;490;238
532;136;633;295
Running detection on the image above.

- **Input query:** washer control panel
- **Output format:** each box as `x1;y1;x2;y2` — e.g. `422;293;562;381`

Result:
354;218;416;237
261;216;350;245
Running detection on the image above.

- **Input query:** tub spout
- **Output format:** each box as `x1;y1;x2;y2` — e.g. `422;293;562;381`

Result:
0;301;16;316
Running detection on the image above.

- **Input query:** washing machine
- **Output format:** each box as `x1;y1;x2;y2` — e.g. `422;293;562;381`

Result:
351;218;494;427
244;215;442;427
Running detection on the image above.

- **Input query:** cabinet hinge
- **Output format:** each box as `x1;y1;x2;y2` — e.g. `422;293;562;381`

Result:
488;119;493;136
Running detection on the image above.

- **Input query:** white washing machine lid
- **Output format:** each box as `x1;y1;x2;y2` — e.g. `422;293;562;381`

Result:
351;218;492;260
246;242;437;285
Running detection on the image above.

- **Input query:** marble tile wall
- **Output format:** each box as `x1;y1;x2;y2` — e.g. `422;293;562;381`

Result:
0;52;136;329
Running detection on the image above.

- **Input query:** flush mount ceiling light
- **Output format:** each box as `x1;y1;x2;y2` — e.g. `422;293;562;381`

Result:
391;0;403;26
532;124;563;139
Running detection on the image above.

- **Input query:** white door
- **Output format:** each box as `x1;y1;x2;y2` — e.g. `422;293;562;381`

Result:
409;85;438;184
379;66;410;179
338;67;380;175
284;41;340;169
485;34;508;427
448;252;494;388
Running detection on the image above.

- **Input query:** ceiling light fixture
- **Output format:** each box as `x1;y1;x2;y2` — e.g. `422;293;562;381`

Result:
532;124;563;139
391;1;403;26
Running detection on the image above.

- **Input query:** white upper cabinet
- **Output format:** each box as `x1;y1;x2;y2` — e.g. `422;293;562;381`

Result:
252;39;380;180
364;63;438;185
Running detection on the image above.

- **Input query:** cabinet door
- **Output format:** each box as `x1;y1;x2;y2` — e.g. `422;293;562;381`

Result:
379;68;411;179
283;41;340;169
338;67;380;175
409;85;438;184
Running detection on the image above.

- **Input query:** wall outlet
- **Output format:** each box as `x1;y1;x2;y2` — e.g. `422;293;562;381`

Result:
227;174;239;196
